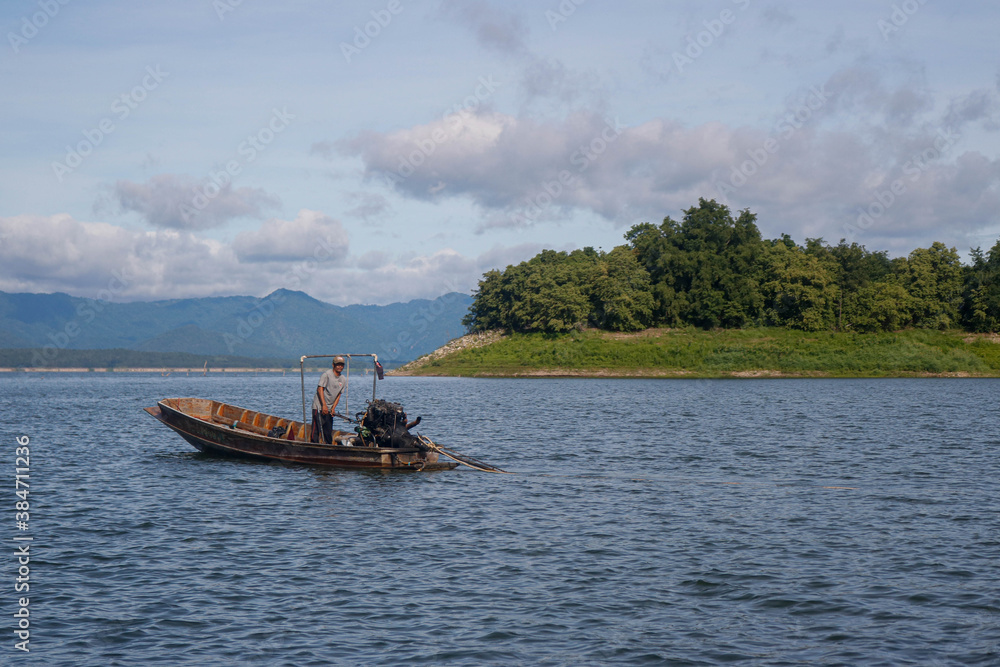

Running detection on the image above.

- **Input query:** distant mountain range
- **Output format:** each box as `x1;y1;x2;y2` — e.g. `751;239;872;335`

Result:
0;289;472;365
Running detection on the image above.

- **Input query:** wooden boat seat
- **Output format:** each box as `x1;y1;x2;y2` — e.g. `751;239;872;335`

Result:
209;413;271;436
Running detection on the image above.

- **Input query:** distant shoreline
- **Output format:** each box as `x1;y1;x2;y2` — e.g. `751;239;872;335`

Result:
0;367;294;373
4;367;991;378
0;367;386;373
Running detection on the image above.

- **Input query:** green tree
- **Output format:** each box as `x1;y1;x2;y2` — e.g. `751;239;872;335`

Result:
463;269;509;331
467;203;994;336
826;240;892;330
590;246;654;331
624;222;687;324
904;242;963;328
961;240;1000;332
852;282;914;332
504;250;595;333
627;198;765;328
464;248;613;334
510;272;590;332
760;242;837;330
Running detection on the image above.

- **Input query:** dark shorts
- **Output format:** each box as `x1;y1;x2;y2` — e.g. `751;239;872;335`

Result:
311;409;333;444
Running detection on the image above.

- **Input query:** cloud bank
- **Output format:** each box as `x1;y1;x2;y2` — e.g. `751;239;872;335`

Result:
113;174;281;230
340;62;1000;252
0;212;535;305
233;210;349;262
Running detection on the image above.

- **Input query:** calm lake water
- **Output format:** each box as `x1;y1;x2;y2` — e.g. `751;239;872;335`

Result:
2;373;999;665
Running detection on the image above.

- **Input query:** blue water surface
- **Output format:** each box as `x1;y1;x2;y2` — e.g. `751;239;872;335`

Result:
2;373;998;665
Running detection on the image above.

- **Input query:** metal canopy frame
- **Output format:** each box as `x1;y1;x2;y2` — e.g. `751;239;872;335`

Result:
299;354;380;427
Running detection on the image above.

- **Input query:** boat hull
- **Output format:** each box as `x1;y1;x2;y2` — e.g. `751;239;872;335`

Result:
145;398;457;471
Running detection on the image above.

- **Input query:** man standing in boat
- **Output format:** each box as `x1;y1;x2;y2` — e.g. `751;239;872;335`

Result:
311;356;347;444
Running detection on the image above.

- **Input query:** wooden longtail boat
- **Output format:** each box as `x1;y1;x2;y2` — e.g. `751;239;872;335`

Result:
144;353;458;471
144;397;457;470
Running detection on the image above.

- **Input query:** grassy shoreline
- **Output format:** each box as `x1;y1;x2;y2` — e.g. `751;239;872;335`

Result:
394;328;1000;378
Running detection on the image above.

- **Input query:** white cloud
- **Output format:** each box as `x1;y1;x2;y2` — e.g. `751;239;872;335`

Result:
342;108;769;225
319;250;473;304
233;209;349;262
5;1;1000;303
339;62;1000;255
113;174;280;230
0;214;236;298
0;214;545;304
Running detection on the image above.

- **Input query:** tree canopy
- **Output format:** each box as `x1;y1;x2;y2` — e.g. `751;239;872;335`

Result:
464;199;1000;334
462;247;653;333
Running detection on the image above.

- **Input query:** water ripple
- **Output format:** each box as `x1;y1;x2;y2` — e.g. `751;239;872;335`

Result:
3;375;999;664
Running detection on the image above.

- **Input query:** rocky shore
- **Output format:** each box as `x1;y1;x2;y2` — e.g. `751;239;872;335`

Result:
391;330;505;375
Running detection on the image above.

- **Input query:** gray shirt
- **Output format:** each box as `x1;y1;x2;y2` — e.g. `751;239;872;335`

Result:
311;369;346;412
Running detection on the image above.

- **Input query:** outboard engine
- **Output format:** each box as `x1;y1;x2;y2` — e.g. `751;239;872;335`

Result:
356;399;427;450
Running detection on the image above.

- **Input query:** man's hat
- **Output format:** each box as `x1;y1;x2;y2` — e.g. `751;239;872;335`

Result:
333;356;345;365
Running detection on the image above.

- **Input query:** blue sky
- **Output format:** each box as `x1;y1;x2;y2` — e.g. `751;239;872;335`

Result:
2;0;998;305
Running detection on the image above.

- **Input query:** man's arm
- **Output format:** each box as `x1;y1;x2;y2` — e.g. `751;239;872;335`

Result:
317;384;329;414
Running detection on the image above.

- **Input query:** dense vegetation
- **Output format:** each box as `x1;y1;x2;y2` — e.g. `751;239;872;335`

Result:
463;199;1000;334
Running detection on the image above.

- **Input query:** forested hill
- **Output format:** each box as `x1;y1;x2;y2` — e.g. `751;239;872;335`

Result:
0;289;471;366
464;199;1000;335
